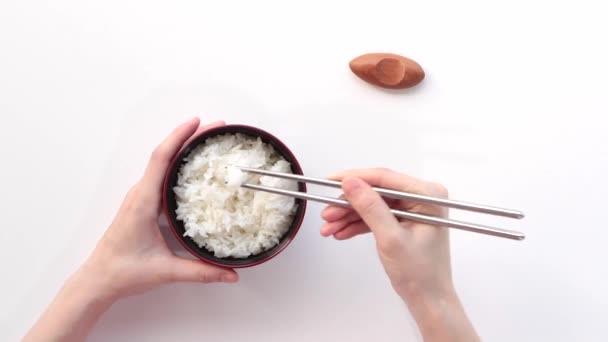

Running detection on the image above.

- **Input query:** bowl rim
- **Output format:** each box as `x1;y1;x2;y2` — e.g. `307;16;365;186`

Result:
162;124;307;268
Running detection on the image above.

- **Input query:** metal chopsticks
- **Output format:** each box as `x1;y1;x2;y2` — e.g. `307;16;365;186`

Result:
239;166;524;219
238;166;525;241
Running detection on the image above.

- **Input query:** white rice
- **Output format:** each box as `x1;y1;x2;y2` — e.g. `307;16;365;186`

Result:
173;133;298;258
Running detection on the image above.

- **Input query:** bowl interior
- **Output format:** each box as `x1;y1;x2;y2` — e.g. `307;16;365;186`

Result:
164;125;306;267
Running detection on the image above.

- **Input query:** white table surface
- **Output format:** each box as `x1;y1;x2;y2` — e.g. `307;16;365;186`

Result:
1;1;607;341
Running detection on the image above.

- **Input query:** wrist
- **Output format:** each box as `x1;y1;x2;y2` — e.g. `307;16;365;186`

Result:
397;283;480;342
70;259;122;305
395;278;455;304
399;284;478;340
400;284;459;312
396;280;461;319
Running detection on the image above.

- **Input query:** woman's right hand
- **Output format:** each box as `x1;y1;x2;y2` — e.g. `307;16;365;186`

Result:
321;168;452;299
321;168;479;342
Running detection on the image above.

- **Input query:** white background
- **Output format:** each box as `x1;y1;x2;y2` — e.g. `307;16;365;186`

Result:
1;1;607;341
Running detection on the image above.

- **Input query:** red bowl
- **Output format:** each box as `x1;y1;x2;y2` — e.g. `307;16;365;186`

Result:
162;125;307;268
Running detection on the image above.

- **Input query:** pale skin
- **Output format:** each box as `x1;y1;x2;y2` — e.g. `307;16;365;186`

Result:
322;171;479;342
24;118;479;342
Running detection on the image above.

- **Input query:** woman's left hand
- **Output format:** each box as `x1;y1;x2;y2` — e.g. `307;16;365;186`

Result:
82;118;239;301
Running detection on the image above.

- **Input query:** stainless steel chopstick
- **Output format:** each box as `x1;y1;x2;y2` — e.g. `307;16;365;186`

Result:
242;183;525;240
237;166;524;219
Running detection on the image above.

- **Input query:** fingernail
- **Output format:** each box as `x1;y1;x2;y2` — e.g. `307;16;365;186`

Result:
221;273;238;283
326;173;341;180
182;117;200;126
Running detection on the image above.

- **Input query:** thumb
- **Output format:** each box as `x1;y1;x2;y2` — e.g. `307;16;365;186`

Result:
342;177;400;238
168;258;239;283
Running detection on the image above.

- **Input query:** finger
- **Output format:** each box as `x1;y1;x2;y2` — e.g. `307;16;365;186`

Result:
140;119;224;205
140;117;200;200
321;205;353;222
329;168;438;197
331;168;449;216
334;222;371;240
341;176;402;238
167;257;239;283
320;211;361;237
181;120;226;150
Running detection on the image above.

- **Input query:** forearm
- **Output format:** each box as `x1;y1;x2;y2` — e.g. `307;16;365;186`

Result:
401;287;480;342
24;264;116;342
